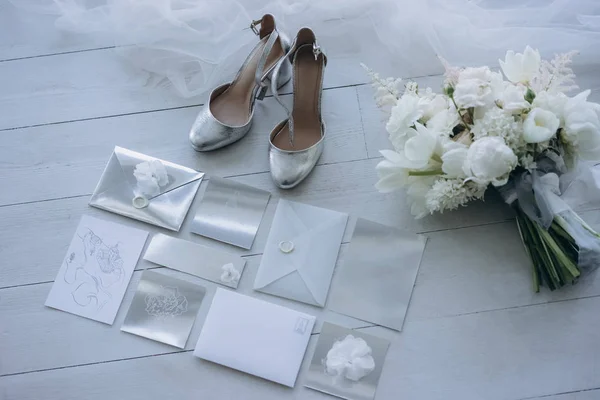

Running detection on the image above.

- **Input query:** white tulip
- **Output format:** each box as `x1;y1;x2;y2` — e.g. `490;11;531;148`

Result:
523;108;560;143
375;150;410;193
563;90;600;160
499;46;541;84
463;137;518;186
386;94;423;145
453;67;503;108
420;94;448;122
441;146;468;178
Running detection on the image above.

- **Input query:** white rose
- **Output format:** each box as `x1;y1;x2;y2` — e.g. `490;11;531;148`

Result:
463;137;517;186
499;84;529;113
220;263;241;284
453;67;503;108
563;90;600;160
499;46;541;84
523;108;560;143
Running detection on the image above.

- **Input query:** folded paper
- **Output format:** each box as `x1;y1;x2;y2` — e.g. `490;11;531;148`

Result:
89;146;204;231
194;288;315;387
254;200;348;307
190;176;270;249
327;218;427;331
45;215;148;325
305;322;390;400
121;270;206;348
143;234;246;289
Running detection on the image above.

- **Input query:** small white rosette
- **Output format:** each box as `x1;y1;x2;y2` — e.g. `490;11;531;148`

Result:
324;335;375;382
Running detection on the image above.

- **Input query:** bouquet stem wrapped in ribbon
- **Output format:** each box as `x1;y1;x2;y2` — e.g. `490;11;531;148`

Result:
365;46;600;292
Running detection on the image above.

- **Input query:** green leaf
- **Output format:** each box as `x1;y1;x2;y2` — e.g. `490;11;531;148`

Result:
525;88;536;104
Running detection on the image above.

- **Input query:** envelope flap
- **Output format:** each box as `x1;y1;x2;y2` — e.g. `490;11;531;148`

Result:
114;146;204;197
295;214;348;306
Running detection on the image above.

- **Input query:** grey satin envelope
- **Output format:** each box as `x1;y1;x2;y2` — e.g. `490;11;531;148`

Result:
190;176;270;249
89;146;204;231
143;234;246;289
121;270;206;348
327;218;427;331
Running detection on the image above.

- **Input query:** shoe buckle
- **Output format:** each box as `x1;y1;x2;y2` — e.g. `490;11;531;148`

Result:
312;41;322;61
250;19;262;36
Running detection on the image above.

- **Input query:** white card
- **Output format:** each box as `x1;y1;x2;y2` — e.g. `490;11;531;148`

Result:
194;288;315;387
45;215;148;325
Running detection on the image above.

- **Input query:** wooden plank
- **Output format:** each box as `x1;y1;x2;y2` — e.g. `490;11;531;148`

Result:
0;49;365;131
0;157;516;288
0;2;111;61
3;295;600;399
4;209;600;375
0;252;370;376
0;86;366;206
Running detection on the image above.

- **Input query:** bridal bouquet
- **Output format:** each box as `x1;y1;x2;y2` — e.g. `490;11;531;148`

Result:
365;46;600;291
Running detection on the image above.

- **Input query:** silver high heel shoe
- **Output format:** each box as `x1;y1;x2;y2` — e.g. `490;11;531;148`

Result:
189;14;292;152
268;28;326;189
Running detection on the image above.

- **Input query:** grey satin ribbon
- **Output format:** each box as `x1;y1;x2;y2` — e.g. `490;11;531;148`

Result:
497;156;564;229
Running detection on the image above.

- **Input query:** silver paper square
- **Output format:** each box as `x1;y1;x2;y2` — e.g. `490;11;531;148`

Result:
327;218;427;331
305;322;390;400
143;234;246;289
121;270;206;348
190;176;270;249
90;146;204;232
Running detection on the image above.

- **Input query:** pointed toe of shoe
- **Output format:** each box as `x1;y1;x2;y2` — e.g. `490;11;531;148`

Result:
269;143;324;189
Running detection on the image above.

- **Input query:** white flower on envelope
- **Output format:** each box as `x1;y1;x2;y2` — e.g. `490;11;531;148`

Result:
89;146;205;231
253;200;348;307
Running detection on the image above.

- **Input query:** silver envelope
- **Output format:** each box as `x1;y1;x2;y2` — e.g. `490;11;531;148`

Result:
89;146;204;231
327;218;427;331
190;176;271;249
121;270;206;348
143;233;246;289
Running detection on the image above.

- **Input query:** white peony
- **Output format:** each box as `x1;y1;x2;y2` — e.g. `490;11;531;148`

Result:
453;67;503;109
498;83;529;114
133;159;169;197
523;108;560;143
562;90;600;160
325;335;375;382
445;137;517;186
499;46;541;84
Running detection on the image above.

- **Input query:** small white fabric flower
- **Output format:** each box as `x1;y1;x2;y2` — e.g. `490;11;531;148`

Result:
220;263;241;284
499;46;541;84
453;67;502;109
562;90;600;160
325;335;375;382
463;137;518;186
523;108;560;143
134;159;169;197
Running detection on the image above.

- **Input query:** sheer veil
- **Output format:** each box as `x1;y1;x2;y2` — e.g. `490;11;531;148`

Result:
10;0;600;98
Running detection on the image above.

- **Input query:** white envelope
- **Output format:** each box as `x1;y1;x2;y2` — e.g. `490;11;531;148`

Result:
194;289;315;387
89;146;204;231
253;200;348;307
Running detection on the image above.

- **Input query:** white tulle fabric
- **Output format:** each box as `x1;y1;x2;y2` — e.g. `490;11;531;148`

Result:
10;0;600;98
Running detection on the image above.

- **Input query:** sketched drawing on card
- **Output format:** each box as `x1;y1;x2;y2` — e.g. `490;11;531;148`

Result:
63;228;126;311
145;286;189;319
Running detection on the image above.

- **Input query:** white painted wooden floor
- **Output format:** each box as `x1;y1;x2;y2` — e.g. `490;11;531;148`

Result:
2;5;600;400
